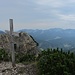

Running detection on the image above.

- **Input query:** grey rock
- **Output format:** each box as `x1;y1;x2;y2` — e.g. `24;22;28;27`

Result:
0;62;38;75
0;32;38;55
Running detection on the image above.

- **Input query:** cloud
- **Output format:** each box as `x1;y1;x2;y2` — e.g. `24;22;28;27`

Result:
58;14;75;21
36;0;64;8
0;0;75;30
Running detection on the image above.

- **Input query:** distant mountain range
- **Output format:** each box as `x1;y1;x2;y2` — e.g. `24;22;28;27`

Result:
0;30;4;34
18;28;75;51
1;28;75;51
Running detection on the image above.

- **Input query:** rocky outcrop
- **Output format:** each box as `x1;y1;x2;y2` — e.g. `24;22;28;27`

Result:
0;62;38;75
0;32;38;55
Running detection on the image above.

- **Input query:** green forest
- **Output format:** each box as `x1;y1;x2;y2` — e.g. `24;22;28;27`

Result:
37;48;75;75
0;48;75;75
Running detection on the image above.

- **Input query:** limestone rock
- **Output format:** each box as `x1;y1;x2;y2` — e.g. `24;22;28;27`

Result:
0;32;38;55
0;62;38;75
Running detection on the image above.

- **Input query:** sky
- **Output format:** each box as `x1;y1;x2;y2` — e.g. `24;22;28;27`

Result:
0;0;75;30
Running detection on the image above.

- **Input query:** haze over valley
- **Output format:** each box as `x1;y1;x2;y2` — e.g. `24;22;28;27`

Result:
1;28;75;52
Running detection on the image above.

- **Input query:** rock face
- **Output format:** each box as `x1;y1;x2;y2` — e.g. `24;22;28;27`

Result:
0;32;38;55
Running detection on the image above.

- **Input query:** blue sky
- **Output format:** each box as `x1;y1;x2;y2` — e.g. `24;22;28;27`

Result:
0;0;75;30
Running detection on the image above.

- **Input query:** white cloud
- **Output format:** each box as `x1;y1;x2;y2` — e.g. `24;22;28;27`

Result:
1;0;75;30
58;14;75;21
36;0;64;8
67;0;75;3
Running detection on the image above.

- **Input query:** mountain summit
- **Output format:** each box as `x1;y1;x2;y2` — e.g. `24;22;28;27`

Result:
0;32;38;55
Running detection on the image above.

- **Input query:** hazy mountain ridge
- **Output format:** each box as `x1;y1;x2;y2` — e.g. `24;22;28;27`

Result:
18;28;75;51
0;30;5;34
1;28;75;51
